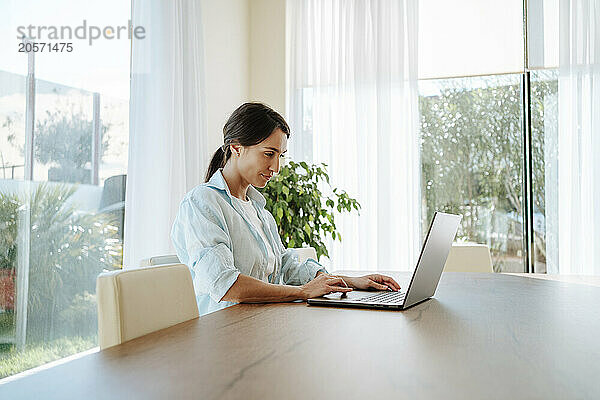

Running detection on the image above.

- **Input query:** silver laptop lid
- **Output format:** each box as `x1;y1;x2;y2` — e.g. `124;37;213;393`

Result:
402;212;462;308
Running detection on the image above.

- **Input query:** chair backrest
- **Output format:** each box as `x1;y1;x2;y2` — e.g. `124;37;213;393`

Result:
443;243;493;273
96;263;199;350
140;254;181;267
294;247;318;264
99;174;126;210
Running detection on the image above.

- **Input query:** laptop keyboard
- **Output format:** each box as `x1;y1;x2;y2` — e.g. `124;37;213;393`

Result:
357;291;406;304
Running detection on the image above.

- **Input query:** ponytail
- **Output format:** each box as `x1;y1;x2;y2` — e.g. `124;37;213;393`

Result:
205;146;230;182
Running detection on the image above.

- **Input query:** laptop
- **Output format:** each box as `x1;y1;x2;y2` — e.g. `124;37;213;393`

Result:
307;212;462;310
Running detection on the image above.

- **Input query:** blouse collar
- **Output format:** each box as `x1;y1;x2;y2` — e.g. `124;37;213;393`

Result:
206;169;267;208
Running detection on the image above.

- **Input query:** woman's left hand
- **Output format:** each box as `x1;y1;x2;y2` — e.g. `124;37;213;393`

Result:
345;274;402;291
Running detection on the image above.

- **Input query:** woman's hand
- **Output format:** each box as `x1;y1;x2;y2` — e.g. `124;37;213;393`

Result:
300;274;353;299
345;274;402;291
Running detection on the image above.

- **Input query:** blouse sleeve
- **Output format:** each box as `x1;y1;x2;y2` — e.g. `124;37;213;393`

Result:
280;247;328;286
171;194;240;302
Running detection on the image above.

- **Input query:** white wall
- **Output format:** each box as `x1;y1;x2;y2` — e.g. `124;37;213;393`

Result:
200;0;286;175
249;0;286;115
201;0;250;168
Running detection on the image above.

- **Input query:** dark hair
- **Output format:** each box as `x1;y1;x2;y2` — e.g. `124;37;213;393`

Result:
205;102;290;182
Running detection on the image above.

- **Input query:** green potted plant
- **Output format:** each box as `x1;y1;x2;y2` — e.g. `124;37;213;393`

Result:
259;161;360;261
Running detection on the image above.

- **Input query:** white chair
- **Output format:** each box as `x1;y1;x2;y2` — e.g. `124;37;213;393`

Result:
291;247;317;264
443;243;493;273
96;247;316;350
139;254;181;267
96;263;199;350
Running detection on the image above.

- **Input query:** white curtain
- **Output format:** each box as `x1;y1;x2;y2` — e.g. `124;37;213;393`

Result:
124;0;207;268
549;0;600;274
286;0;421;271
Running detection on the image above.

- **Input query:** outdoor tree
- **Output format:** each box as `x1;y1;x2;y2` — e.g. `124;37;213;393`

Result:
419;74;556;271
34;110;109;184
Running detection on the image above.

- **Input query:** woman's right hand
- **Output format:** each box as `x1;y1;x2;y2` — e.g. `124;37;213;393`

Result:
300;274;353;300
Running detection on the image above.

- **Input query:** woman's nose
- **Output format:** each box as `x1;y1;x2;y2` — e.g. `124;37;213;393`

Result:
270;157;280;173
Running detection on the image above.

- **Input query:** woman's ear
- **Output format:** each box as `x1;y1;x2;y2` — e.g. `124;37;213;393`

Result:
230;144;242;157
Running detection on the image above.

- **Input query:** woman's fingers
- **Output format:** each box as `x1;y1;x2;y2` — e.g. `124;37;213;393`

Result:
369;274;401;291
381;276;401;291
327;285;353;293
369;280;389;290
326;277;349;287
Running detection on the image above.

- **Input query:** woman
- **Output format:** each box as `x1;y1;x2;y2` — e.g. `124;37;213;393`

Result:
171;103;400;316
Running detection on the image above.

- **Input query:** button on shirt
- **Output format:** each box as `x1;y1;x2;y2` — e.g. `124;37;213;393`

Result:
171;169;327;316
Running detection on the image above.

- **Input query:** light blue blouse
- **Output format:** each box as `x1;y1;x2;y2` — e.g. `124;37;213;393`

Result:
171;169;327;316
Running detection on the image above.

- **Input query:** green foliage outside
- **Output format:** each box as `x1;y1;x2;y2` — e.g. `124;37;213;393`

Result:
0;100;121;378
0;183;121;377
419;73;557;271
259;161;360;261
34;110;109;183
0;183;122;338
0;312;14;338
0;335;96;379
4;109;109;183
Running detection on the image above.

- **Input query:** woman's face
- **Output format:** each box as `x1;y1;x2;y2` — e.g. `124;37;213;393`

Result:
234;128;288;188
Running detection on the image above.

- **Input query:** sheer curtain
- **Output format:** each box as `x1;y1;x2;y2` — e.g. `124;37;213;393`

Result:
548;0;600;274
124;0;207;268
286;0;421;271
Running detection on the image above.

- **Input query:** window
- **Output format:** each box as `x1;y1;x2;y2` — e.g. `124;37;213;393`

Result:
530;70;558;273
418;0;558;272
419;75;525;272
0;0;130;378
288;0;559;274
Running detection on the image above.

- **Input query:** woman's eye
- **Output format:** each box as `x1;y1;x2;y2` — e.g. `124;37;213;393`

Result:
265;152;274;157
